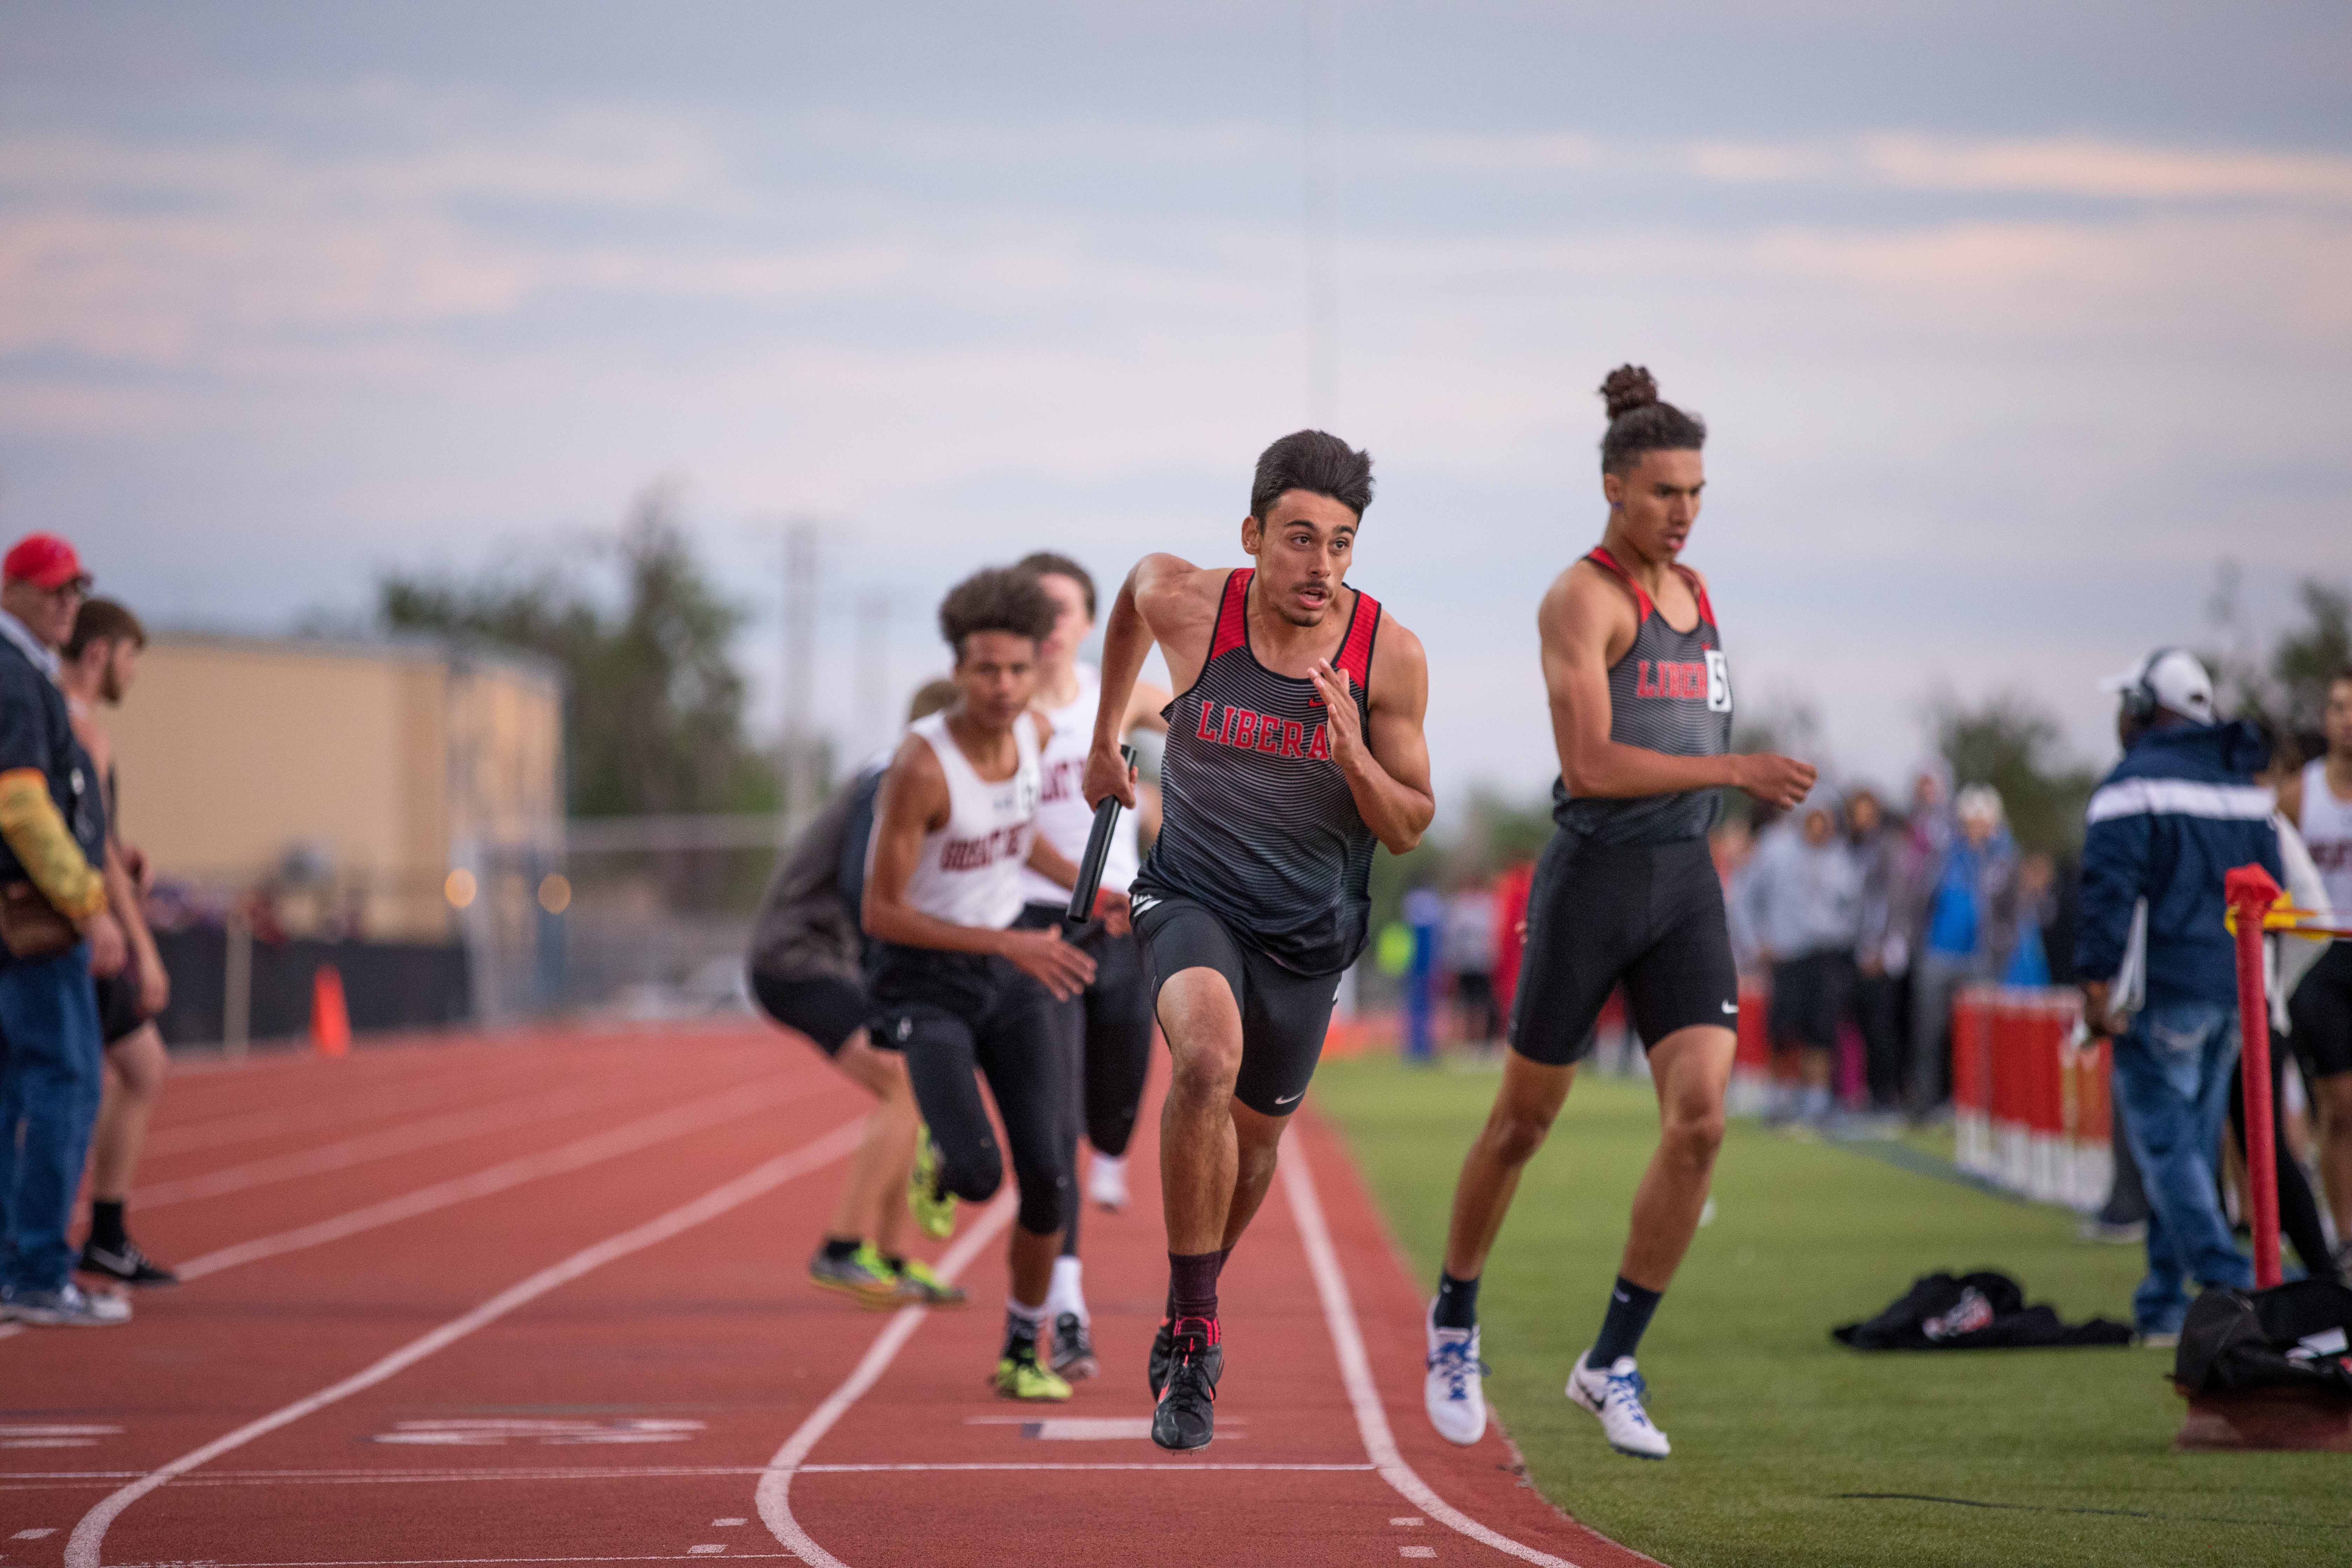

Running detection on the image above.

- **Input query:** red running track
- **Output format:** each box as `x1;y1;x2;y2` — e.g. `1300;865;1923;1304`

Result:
1;1023;1652;1568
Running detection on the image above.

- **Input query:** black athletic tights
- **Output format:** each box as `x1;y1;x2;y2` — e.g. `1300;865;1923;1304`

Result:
2226;1049;2332;1275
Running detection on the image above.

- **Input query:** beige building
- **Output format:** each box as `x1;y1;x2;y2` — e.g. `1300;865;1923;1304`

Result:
107;633;565;945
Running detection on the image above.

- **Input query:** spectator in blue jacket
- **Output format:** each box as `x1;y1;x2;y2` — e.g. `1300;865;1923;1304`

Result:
2076;648;2279;1339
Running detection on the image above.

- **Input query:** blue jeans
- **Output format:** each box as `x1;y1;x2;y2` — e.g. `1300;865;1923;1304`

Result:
2110;1001;2253;1333
0;944;104;1294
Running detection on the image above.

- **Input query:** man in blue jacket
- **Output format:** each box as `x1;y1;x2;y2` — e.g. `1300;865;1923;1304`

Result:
2076;648;2278;1339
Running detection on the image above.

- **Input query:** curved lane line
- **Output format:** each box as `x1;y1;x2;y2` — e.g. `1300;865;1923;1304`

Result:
1281;1142;1584;1568
754;1192;1018;1567
63;1119;865;1568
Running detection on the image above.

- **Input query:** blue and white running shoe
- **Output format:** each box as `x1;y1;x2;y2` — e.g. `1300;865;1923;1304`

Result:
1423;1300;1488;1446
1567;1350;1670;1458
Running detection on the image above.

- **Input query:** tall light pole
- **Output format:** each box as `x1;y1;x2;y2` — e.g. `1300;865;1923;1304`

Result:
857;590;892;764
781;519;820;827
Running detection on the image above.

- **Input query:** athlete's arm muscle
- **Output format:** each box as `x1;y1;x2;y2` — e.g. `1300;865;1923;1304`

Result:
1310;615;1434;855
1086;554;1220;810
1125;679;1173;737
1544;564;1812;806
861;736;992;953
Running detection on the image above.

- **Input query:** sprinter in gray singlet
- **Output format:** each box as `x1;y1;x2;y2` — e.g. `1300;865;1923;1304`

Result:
1420;367;1814;1460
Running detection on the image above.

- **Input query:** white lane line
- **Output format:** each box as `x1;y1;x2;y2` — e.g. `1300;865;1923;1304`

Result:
133;1077;672;1209
2;1461;1375;1491
754;1191;1017;1568
170;1072;816;1282
1282;1142;1584;1568
83;1558;798;1566
792;1462;1371;1472
63;1118;863;1568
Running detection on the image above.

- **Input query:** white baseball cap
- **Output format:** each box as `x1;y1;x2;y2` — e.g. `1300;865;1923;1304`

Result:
2099;647;2214;723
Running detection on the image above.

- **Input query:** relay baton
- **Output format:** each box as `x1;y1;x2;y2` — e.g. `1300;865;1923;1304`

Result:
1067;744;1136;924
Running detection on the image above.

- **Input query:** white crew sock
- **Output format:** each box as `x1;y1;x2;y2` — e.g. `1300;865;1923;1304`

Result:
1045;1255;1087;1321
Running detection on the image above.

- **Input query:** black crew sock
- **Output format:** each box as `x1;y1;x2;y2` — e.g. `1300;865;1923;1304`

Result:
1165;1247;1232;1320
881;1254;907;1275
88;1200;127;1252
1168;1250;1222;1322
1433;1270;1480;1330
1590;1276;1662;1366
820;1237;861;1263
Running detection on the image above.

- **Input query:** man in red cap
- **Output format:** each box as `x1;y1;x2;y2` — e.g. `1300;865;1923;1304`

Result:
0;533;131;1327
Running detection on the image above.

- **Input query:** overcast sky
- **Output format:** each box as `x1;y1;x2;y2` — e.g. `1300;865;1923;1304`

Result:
4;2;2347;804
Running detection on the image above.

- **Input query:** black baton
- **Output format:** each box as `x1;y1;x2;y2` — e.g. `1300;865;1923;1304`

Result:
1067;744;1136;924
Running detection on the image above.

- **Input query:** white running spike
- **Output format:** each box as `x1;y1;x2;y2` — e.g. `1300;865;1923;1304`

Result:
1567;1351;1670;1459
1422;1300;1486;1446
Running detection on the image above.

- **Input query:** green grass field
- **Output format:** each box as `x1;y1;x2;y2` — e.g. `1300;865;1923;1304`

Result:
1313;1055;2347;1568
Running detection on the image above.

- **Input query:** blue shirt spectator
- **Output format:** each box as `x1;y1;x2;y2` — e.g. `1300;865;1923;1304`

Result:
2075;648;2278;1335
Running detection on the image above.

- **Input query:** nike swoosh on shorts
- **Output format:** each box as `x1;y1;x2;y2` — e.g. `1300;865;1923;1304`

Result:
1275;1091;1304;1105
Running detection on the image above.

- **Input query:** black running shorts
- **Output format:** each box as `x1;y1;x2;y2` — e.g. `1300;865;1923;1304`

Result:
1017;903;1156;1158
749;970;869;1057
2289;942;2352;1081
870;943;1072;1238
1508;831;1739;1067
95;971;147;1048
1132;891;1340;1118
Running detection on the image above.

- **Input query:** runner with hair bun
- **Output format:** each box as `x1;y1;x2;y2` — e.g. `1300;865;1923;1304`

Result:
1420;367;1814;1459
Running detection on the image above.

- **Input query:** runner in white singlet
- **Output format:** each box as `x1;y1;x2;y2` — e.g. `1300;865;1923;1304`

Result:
2279;667;2352;1261
1009;552;1169;1379
862;567;1130;1402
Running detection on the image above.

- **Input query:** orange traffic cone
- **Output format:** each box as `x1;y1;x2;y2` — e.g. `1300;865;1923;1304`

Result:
311;963;351;1057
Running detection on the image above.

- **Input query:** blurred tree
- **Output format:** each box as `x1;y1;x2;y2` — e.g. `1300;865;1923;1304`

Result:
1930;692;2098;855
2200;564;2350;743
378;484;781;822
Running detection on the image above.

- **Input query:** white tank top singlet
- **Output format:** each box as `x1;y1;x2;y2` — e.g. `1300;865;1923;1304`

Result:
887;710;1042;932
2300;758;2352;916
1018;664;1141;908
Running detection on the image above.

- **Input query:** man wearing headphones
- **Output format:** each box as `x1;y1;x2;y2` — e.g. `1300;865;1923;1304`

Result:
2076;648;2279;1341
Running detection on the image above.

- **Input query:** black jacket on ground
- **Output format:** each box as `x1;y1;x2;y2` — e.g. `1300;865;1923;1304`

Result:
1834;1271;2133;1350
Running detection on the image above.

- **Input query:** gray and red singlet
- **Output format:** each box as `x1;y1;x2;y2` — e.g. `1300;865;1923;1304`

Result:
1552;546;1732;845
1130;568;1381;976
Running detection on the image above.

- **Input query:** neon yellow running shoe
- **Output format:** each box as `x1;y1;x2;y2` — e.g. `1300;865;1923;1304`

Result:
807;1242;898;1307
872;1248;968;1308
908;1131;957;1241
993;1342;1073;1402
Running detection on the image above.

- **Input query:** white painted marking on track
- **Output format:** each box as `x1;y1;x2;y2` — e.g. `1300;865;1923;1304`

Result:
1018;1418;1155;1440
687;1548;726;1556
61;1117;863;1568
1393;1517;1426;1526
1403;1548;1438;1559
791;1462;1369;1472
13;1526;58;1538
169;1071;816;1282
712;1519;746;1527
753;1192;1016;1568
371;1419;703;1446
1282;1143;1586;1568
